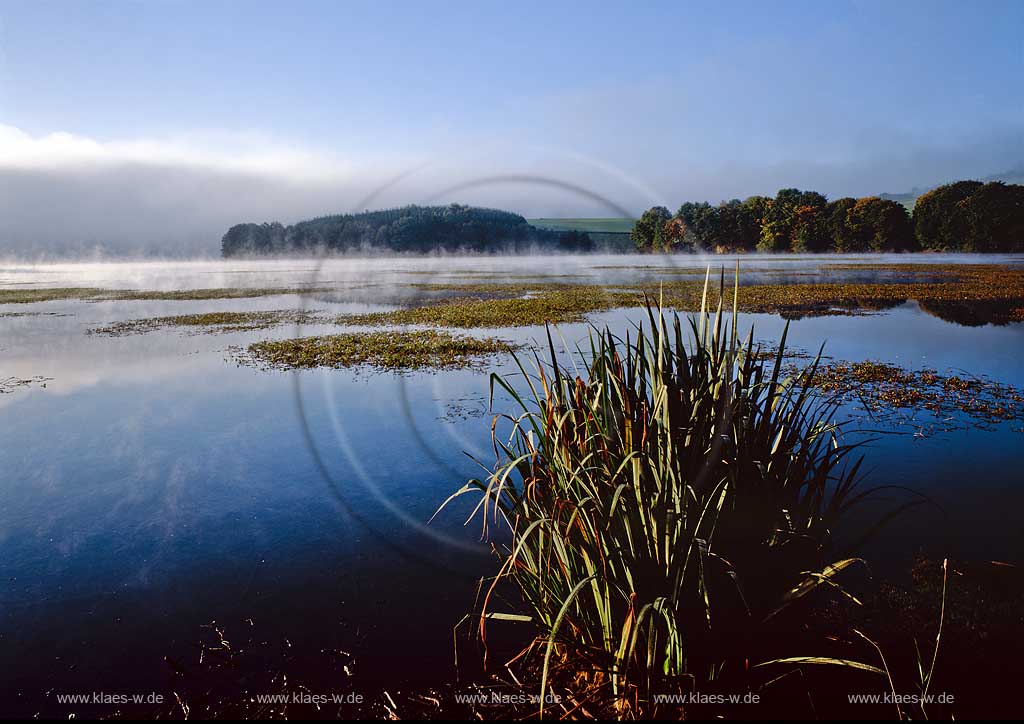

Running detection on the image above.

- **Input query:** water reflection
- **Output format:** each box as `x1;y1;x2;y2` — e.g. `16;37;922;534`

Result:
1;255;1022;714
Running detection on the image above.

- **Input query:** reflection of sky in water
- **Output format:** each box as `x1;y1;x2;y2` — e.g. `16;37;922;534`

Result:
1;256;1023;709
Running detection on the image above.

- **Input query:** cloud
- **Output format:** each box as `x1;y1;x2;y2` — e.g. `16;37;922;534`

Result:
0;125;354;183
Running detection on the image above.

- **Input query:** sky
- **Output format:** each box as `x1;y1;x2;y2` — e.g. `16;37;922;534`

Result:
0;0;1022;256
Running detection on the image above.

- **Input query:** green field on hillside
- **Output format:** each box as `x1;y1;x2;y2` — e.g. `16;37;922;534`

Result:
880;170;1024;210
528;217;636;234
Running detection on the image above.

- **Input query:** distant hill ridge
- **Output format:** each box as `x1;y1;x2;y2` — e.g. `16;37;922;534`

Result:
221;204;593;256
879;166;1024;208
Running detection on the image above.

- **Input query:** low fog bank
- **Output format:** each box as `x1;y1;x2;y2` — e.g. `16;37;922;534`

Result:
0;167;644;261
0;164;367;261
3;129;1022;262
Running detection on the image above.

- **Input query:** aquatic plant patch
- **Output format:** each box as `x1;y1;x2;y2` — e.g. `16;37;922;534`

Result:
401;270;592;280
338;287;630;328
0;311;71;318
88;310;328;336
0;286;338;305
237;330;513;371
372;263;1024;327
806;360;1024;432
652;267;1024;322
0;287;108;304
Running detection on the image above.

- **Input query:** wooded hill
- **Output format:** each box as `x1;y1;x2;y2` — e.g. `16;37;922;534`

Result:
221;204;593;256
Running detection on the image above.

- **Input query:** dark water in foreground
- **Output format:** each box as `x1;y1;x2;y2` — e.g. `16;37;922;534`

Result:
1;255;1022;716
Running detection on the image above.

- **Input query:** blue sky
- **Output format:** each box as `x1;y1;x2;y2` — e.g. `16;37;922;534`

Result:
0;0;1022;253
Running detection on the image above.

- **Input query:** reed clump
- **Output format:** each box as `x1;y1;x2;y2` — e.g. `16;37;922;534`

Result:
444;270;886;716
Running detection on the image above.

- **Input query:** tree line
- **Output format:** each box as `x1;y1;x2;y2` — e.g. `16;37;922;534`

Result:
632;181;1024;253
221;204;593;256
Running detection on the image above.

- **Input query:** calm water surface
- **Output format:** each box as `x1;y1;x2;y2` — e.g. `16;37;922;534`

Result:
1;254;1022;714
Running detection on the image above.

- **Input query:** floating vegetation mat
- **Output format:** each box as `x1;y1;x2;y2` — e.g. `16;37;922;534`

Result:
643;265;1024;322
1;375;52;394
805;360;1024;433
235;330;512;371
362;262;1024;327
7;263;1024;327
0;287;107;304
0;286;337;305
0;311;71;318
439;392;491;421
88;310;327;336
109;286;338;302
400;270;591;280
339;287;623;328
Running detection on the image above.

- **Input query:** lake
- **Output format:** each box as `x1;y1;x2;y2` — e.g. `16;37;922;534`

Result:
1;254;1023;716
